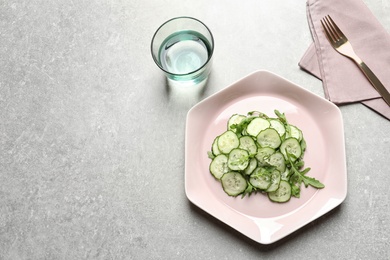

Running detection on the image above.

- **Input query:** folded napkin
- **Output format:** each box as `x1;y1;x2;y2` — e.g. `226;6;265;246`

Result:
299;0;390;120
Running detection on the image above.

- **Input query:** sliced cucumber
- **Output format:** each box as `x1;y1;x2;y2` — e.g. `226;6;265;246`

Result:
249;167;272;190
227;148;249;171
280;137;302;162
255;147;275;166
228;114;246;132
246;117;270;137
211;136;221;156
287;125;302;141
209;154;228;179
221;172;248;197
207;110;323;203
267;152;286;173
217;130;239;154
256;128;281;149
269;119;286;137
265;169;281;192
244;157;257;175
268;180;291;203
300;138;307;153
239;136;257;155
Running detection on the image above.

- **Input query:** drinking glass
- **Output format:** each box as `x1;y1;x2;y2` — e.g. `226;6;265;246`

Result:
151;17;214;87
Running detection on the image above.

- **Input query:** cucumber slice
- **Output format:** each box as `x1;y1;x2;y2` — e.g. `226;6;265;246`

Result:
209;154;228;179
280;138;302;162
239;136;257;155
244;157;257;175
221;172;247;196
228;114;246;132
268;180;291;203
211;136;221;156
267;152;286;173
255;147;275;166
249;167;272;190
246;117;270;137
269;119;286;137
227;148;249;171
265;169;281;192
287;125;302;141
217;130;239;154
256;128;281;149
300;137;307;152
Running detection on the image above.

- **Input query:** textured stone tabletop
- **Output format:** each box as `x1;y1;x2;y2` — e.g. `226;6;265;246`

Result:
1;0;389;259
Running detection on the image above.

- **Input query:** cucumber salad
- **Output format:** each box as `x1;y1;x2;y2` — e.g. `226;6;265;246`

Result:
207;110;324;203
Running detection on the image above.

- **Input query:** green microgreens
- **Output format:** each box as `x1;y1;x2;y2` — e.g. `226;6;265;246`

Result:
286;152;325;198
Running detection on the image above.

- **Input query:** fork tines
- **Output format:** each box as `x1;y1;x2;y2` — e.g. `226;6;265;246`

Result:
321;15;346;43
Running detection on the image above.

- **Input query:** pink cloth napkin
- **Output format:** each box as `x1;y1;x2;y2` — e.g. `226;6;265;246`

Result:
299;0;390;120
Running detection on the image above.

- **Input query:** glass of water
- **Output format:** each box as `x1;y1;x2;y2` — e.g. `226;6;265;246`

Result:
151;17;214;87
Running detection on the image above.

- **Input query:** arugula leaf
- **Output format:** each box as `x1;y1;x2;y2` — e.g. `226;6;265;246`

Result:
274;110;288;125
294;160;305;168
290;183;301;198
302;176;325;189
241;182;255;198
287;153;325;189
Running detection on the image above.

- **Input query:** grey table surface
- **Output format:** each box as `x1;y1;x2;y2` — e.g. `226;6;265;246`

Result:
1;0;390;259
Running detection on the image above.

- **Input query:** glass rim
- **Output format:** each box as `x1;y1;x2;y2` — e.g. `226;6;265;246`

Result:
150;16;214;76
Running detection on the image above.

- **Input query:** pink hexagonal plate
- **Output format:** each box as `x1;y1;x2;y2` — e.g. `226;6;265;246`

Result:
185;70;347;244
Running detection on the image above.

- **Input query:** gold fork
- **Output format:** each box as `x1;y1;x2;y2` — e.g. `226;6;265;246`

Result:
321;15;390;106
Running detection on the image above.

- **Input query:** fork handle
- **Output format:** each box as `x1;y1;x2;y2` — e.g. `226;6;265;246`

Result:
355;61;390;106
